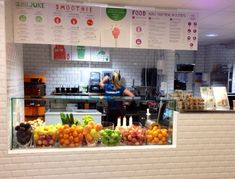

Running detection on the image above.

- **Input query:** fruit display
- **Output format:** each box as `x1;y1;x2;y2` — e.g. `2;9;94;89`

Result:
28;118;45;130
83;121;103;146
146;125;169;145
58;124;84;147
100;129;121;146
121;125;146;145
15;122;32;147
33;125;59;147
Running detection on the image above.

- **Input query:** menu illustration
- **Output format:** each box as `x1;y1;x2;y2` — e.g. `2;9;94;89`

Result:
52;45;72;61
100;8;131;48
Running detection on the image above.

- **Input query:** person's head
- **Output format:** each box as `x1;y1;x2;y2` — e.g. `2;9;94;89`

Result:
112;71;121;89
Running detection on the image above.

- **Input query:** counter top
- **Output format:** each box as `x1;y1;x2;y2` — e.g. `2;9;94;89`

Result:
179;109;235;113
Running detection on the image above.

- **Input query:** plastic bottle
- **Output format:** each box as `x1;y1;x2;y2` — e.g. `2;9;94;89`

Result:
115;116;122;131
129;116;133;127
146;108;151;121
117;117;121;127
122;116;127;128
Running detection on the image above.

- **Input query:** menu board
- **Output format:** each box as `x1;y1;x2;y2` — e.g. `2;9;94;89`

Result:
131;10;198;50
14;0;198;50
14;1;100;46
100;8;131;48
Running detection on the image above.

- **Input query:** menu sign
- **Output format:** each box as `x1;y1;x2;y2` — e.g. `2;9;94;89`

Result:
131;10;198;50
212;87;230;110
14;1;100;46
14;0;198;50
100;8;131;48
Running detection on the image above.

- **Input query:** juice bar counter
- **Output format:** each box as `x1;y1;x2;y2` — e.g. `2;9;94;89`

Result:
8;108;235;179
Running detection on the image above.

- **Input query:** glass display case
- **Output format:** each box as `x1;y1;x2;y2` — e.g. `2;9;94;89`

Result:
10;96;176;150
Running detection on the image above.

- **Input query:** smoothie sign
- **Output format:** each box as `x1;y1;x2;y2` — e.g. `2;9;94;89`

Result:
13;0;198;50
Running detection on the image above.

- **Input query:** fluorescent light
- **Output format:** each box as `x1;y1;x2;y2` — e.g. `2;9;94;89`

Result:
206;33;218;37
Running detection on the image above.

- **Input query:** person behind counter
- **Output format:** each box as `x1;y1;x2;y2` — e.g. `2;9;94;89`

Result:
99;71;134;126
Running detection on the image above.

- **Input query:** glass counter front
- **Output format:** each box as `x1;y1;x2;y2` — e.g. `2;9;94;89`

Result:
10;96;176;150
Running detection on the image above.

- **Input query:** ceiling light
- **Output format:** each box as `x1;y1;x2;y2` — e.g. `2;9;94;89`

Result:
206;33;218;37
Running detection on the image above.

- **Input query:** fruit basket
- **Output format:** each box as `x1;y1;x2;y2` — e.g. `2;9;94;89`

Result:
100;129;121;146
83;121;103;147
121;124;146;145
33;125;58;147
145;125;169;145
14;123;33;148
58;124;84;147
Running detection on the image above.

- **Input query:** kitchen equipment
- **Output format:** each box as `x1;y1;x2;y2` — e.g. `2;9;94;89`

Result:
24;75;46;97
89;72;101;93
24;75;46;121
176;64;195;72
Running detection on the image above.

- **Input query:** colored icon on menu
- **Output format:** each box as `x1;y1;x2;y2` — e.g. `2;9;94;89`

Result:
136;26;142;32
87;19;93;26
70;18;77;25
19;15;27;22
54;17;61;24
35;16;43;23
136;39;142;45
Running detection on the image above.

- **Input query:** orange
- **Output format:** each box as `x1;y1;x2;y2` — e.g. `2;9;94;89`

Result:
73;131;78;137
69;135;74;142
60;138;64;145
74;137;79;143
59;133;63;139
161;137;166;142
64;124;69;129
162;130;168;137
75;143;80;147
146;135;153;141
152;131;158;137
63;134;69;139
158;133;163;140
152;126;159;130
154;137;159;143
158;140;163;145
69;143;75;147
76;126;83;133
64;128;70;134
78;133;83;140
64;139;70;145
58;128;64;133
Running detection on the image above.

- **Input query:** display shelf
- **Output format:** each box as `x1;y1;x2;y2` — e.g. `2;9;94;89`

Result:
10;96;176;150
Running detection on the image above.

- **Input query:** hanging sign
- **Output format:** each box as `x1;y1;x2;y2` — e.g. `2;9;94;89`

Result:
14;0;198;50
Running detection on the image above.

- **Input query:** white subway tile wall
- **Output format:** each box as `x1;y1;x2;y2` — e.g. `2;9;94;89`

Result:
23;44;177;95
